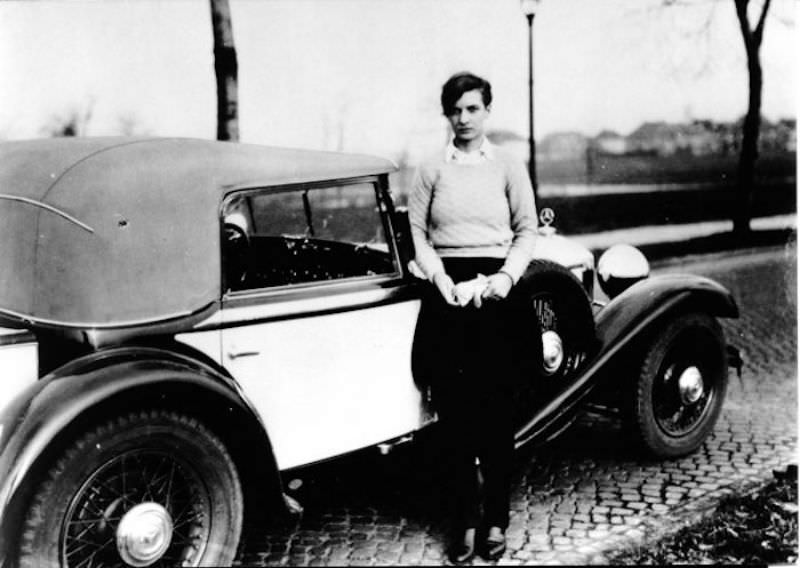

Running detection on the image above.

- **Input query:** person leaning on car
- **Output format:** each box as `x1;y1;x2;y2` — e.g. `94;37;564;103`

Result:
409;71;538;564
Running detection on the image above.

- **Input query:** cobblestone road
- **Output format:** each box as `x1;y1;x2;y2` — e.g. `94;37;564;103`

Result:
235;245;797;566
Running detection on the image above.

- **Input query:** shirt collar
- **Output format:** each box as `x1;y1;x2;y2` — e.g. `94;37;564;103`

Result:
445;137;496;163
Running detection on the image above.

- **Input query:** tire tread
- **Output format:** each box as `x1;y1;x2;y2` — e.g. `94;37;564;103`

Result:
632;312;727;458
19;409;242;568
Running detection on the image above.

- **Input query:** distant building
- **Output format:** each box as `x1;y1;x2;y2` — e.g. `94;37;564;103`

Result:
539;131;588;161
626;120;736;156
779;119;797;152
592;130;627;155
627;121;677;156
676;121;723;155
761;118;796;153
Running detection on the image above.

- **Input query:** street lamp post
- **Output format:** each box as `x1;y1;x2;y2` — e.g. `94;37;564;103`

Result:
520;0;540;202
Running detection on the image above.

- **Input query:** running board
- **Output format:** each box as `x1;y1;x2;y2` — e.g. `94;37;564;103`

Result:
377;434;414;455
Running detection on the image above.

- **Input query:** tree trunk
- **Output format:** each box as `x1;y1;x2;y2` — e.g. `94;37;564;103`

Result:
732;0;771;235
210;0;239;141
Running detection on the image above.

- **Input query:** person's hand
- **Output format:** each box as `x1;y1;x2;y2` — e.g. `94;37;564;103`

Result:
432;272;459;306
454;274;489;308
481;272;513;302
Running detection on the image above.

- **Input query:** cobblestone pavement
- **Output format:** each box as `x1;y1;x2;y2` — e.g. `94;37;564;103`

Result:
235;245;797;566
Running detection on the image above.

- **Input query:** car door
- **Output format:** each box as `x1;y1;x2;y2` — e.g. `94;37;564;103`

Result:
219;179;430;471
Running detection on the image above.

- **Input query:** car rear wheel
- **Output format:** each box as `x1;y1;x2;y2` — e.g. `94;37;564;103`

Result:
19;410;243;568
631;312;728;458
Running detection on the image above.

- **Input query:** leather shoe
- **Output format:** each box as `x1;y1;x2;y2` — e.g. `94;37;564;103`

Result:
448;528;476;565
481;527;506;561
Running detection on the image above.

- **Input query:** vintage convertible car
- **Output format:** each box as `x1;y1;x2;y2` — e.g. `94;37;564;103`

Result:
0;137;740;567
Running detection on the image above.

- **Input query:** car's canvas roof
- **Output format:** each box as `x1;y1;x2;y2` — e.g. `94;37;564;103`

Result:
0;137;396;328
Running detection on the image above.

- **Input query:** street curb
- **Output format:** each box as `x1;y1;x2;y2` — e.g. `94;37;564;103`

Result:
597;462;799;564
648;242;796;270
591;226;796;264
571;214;796;263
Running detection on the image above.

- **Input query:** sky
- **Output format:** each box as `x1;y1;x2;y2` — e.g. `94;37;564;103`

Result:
0;0;796;162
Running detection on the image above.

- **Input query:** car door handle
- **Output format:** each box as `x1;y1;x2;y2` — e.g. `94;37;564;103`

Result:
227;349;260;360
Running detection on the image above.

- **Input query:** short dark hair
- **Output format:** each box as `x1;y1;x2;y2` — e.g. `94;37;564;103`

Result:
440;72;492;115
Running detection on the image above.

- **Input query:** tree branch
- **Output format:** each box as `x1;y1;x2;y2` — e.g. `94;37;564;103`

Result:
734;0;754;48
754;0;772;45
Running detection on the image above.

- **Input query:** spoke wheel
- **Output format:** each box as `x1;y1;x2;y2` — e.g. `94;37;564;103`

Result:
531;292;588;379
63;449;209;567
513;260;596;432
19;410;243;568
518;260;595;385
632;312;728;457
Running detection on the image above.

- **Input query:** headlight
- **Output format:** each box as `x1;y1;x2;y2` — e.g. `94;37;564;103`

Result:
597;244;649;298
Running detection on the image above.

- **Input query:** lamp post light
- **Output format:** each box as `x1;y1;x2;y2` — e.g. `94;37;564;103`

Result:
520;0;540;201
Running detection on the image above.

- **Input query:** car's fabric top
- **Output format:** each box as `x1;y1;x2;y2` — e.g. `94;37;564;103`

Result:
0;137;396;327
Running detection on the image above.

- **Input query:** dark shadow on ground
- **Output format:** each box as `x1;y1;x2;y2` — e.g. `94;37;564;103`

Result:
239;413;633;551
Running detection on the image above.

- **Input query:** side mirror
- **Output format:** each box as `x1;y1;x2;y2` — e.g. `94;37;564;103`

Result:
392;206;416;270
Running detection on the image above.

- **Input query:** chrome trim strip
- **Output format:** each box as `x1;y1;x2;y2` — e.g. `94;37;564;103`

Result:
224;273;401;303
0;193;94;233
0;330;36;347
217;283;413;326
0;306;194;330
223;174;388;195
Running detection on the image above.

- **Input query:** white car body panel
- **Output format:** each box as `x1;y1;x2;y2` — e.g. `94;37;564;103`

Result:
0;329;37;406
176;328;223;366
219;296;425;471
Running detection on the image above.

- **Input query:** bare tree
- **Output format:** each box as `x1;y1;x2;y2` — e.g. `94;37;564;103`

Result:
116;113;151;137
731;0;772;234
40;99;95;138
662;0;777;234
210;0;239;141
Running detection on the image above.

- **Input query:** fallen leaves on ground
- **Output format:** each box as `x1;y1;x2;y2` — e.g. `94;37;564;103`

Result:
610;465;798;565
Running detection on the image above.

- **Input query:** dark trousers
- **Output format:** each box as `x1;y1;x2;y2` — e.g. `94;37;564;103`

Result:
414;258;534;531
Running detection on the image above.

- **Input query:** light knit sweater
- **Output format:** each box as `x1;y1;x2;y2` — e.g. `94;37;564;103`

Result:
409;146;538;283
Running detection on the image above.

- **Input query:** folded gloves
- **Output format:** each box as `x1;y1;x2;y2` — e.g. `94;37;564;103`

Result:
453;274;489;307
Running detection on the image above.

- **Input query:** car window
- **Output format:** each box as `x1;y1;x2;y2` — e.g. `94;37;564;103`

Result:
222;182;398;293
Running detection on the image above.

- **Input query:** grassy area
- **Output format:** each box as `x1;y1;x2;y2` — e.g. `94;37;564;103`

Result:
626;228;797;263
609;466;798;565
540;180;795;235
538;151;796;185
391;152;796;235
527;152;796;235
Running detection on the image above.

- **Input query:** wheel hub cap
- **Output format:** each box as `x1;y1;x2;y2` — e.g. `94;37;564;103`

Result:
116;502;173;567
541;330;564;375
678;366;704;404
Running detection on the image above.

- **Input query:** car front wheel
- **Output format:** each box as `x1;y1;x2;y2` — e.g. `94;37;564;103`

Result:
520;260;595;381
513;260;596;431
632;312;728;458
19;409;243;568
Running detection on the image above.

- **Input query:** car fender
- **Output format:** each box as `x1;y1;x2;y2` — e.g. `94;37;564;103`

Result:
594;273;738;360
0;346;286;563
514;273;738;447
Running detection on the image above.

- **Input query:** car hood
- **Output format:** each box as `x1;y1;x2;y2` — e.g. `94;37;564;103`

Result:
532;231;595;270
